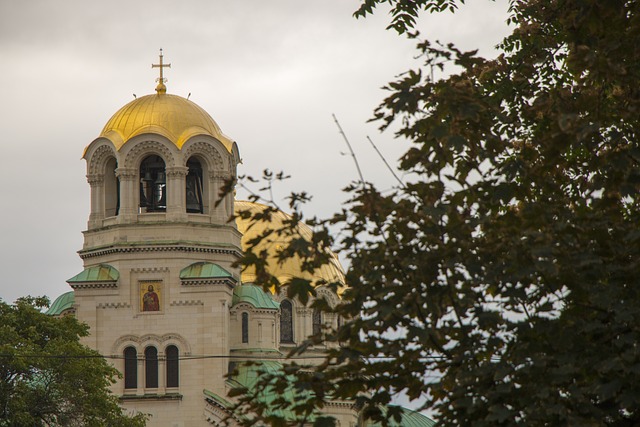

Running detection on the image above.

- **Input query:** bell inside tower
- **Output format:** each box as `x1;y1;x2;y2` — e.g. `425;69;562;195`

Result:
139;155;167;212
186;157;204;214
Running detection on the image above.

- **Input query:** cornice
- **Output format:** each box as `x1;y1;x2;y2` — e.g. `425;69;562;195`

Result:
80;243;241;260
69;282;118;290
180;277;237;288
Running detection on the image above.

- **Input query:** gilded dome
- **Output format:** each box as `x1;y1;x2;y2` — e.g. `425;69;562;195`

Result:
99;93;233;152
235;201;345;288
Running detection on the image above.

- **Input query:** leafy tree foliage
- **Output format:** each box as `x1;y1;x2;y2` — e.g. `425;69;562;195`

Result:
230;0;640;425
0;297;146;427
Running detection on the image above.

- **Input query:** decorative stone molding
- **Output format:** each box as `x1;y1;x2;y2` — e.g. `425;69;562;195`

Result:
120;393;182;401
315;287;339;308
210;172;232;181
123;140;176;169
86;174;104;185
97;302;131;309
115;167;137;180
111;332;192;355
88;144;117;176
69;282;118;290
131;267;170;274
166;166;189;179
183;140;225;170
204;403;232;426
169;300;204;307
230;303;278;315
80;245;242;260
180;278;236;288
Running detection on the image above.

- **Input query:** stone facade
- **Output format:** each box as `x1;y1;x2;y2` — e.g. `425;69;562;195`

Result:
58;89;358;426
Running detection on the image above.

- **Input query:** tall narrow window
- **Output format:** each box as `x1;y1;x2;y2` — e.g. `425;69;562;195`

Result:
312;308;322;336
139;155;166;213
186;157;204;213
145;346;158;388
242;312;249;343
124;346;137;389
166;345;179;388
280;300;294;343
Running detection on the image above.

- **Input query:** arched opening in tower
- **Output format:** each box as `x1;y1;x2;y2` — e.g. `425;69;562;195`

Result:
139;155;167;213
104;157;119;217
186;157;204;214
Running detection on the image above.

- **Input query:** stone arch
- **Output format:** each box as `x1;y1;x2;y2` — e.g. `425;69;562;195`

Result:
159;333;192;355
122;139;176;170
88;144;117;176
315;287;339;308
182;139;225;171
111;334;140;355
111;332;191;355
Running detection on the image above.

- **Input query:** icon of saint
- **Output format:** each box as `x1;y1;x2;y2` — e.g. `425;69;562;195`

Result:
143;284;160;311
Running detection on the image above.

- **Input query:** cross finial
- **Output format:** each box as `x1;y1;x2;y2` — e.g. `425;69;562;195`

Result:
152;48;171;94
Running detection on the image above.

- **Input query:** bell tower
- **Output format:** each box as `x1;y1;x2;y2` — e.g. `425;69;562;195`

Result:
72;51;242;425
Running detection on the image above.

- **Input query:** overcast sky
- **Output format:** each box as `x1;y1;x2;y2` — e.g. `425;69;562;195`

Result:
0;0;510;305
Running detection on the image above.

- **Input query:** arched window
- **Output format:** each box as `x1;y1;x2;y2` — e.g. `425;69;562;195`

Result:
280;300;294;343
104;157;119;217
139;155;166;212
166;345;179;388
124;346;137;389
186;157;204;214
145;346;158;388
312;308;322;336
242;312;249;343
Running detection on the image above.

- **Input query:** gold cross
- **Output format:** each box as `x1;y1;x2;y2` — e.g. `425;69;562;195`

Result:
152;48;171;93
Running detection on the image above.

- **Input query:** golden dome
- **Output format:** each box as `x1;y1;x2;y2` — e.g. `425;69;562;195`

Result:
235;200;345;288
99;93;233;152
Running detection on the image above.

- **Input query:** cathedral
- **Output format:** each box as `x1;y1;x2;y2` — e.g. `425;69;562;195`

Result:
47;52;435;427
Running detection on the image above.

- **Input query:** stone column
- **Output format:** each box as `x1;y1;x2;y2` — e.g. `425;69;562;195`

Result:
166;166;188;221
86;174;104;229
210;171;232;223
115;167;137;223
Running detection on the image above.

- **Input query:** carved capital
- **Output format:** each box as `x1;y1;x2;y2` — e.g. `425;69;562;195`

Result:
166;166;189;179
115;167;137;180
86;174;104;185
210;171;232;181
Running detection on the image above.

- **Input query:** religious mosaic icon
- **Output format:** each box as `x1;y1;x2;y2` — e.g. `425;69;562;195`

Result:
140;282;161;312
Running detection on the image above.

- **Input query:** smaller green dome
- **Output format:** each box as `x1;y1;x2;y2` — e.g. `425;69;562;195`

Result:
46;291;75;316
67;264;119;283
365;406;436;427
180;262;233;279
232;284;279;310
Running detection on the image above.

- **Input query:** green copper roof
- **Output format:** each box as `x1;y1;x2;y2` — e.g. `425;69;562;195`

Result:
232;284;279;310
180;262;233;279
228;361;312;422
67;264;119;283
46;291;75;316
364;406;436;427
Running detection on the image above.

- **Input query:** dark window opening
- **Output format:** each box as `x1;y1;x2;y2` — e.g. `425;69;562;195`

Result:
280;300;294;343
124;346;137;389
139;155;166;212
312;308;322;336
166;345;179;388
145;346;158;388
105;157;120;217
186;158;204;214
242;312;249;343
